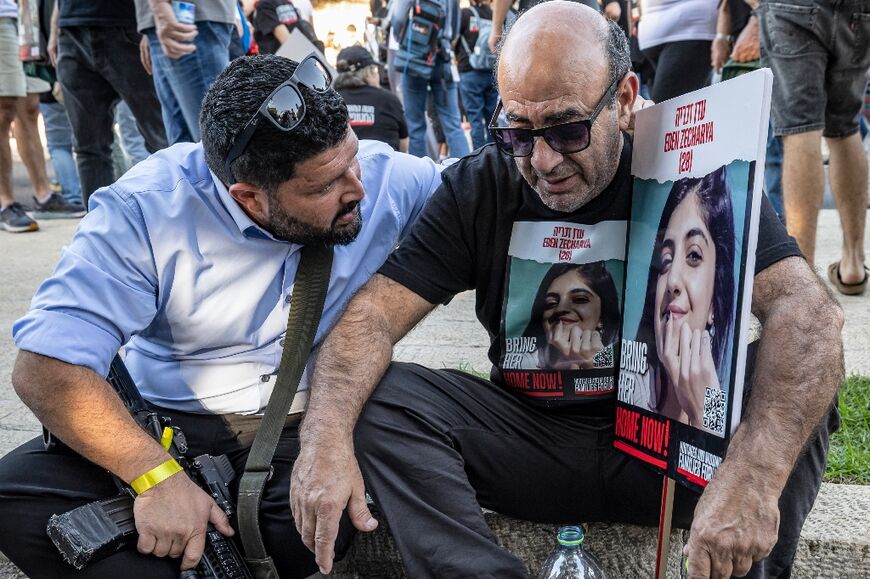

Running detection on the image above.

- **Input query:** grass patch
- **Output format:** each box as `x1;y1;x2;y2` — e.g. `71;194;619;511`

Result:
825;374;870;484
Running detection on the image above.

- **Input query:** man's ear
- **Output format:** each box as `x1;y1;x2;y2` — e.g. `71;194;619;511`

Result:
229;182;270;225
616;72;640;132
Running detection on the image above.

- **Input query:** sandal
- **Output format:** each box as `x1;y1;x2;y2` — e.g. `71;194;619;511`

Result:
827;262;869;296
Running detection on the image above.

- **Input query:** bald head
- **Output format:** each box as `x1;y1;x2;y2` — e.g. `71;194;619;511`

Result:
498;1;613;97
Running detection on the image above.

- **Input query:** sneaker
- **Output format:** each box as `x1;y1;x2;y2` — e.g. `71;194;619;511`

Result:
29;192;86;219
0;203;39;232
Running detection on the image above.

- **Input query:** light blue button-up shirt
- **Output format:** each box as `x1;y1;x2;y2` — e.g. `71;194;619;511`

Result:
13;140;441;413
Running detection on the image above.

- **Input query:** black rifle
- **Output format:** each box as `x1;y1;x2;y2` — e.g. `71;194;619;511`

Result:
46;356;253;578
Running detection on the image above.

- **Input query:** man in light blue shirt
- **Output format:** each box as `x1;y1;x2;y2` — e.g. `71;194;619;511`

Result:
0;54;441;578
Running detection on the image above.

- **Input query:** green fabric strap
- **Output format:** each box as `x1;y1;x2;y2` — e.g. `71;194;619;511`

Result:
237;244;334;579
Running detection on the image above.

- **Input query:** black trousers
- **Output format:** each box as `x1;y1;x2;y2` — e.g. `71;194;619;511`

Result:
56;26;168;205
354;353;837;578
642;39;714;104
0;408;355;578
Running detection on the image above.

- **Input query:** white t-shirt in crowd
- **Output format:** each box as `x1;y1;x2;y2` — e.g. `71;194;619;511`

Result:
0;0;17;20
637;0;717;51
293;0;314;23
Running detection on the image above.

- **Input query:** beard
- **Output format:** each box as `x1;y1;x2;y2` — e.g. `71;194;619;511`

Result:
266;199;363;246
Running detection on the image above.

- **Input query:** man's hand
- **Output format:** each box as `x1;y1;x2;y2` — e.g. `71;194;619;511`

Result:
48;1;59;67
730;15;760;62
140;35;153;75
134;470;235;570
290;440;378;575
711;37;731;73
152;1;198;59
684;464;779;578
626;95;653;136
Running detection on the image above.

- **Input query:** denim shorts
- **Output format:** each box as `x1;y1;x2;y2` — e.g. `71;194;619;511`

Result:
760;0;870;138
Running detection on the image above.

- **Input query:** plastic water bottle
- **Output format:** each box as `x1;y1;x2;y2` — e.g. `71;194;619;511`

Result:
536;526;607;579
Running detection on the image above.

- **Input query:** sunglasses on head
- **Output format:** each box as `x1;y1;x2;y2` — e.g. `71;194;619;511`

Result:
224;53;332;184
488;78;620;158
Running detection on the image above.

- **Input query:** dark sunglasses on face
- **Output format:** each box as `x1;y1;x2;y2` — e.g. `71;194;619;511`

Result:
489;78;620;158
224;53;332;184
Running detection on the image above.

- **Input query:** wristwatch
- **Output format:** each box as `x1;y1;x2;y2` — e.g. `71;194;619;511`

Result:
715;33;734;42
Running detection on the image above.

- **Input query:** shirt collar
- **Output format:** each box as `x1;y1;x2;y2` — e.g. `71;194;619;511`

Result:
209;170;298;245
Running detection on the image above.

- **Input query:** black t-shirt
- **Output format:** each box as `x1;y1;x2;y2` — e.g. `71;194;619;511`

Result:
456;4;493;73
379;136;800;414
338;85;408;151
58;0;136;27
253;0;303;54
728;0;752;37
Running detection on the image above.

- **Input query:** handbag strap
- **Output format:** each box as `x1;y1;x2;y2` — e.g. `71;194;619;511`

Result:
237;243;334;579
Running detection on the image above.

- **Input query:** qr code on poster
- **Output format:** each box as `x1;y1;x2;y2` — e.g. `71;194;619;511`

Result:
702;387;726;434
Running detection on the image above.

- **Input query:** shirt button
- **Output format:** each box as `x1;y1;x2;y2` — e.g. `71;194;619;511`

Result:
285;293;292;304
279;338;286;347
260;374;270;383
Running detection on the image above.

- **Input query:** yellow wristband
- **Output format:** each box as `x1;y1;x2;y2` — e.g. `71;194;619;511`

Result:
130;458;183;495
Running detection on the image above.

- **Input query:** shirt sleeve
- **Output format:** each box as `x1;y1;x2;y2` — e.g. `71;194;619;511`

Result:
754;193;802;275
12;187;159;378
253;0;281;35
390;0;413;36
379;176;475;305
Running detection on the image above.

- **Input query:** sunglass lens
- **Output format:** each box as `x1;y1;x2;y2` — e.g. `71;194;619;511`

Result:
295;57;331;92
266;85;304;129
544;122;590;154
493;128;533;157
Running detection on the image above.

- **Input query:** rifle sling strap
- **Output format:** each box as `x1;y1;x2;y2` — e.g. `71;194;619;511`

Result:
237;244;334;579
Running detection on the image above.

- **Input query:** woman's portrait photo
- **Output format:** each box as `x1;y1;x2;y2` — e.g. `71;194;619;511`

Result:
634;166;736;431
521;261;621;370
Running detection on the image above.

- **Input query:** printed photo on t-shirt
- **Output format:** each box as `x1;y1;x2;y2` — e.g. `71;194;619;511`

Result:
500;220;627;403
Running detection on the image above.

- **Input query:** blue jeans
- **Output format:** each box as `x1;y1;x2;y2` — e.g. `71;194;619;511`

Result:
115;100;149;167
459;70;498;150
402;63;470;158
146;21;232;144
39;101;81;204
764;126;785;224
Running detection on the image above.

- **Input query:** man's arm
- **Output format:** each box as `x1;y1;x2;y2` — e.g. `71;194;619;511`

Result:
712;0;732;73
12;352;233;570
488;0;512;53
685;256;844;578
290;274;436;575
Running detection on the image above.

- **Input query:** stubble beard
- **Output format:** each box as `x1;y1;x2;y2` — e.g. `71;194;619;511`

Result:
267;200;363;246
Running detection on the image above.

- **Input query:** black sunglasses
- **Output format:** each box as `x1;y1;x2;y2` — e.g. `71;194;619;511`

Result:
224;53;332;184
489;79;620;158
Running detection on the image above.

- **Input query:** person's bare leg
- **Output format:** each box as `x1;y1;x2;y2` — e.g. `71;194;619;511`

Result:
782;130;825;266
0;96;18;208
826;131;868;284
13;92;52;202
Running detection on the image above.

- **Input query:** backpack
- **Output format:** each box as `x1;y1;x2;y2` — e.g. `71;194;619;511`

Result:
460;6;495;71
393;0;447;79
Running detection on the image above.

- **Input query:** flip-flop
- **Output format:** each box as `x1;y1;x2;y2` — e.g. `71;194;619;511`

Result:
827;262;869;296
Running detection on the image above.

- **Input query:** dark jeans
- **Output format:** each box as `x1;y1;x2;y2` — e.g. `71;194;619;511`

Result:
56;26;167;205
355;345;837;578
641;39;712;103
459;69;498;150
0;408;355;578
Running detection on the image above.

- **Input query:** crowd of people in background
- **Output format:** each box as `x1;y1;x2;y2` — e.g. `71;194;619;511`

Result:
1;0;869;296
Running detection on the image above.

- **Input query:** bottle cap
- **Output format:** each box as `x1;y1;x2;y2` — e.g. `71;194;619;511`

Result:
556;525;585;546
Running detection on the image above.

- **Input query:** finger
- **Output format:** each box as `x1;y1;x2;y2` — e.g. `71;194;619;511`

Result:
168;537;185;559
180;528;206;570
732;556;754;577
152;536;172;558
137;531;157;555
710;556;733;579
679;323;692;387
209;502;234;536
348;487;378;533
580;329;592;354
691;328;702;384
591;330;604;351
568;326;583;356
687;548;712;579
313;507;340;574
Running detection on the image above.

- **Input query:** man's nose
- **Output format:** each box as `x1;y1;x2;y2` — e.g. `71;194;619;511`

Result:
529;137;564;175
341;169;365;204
